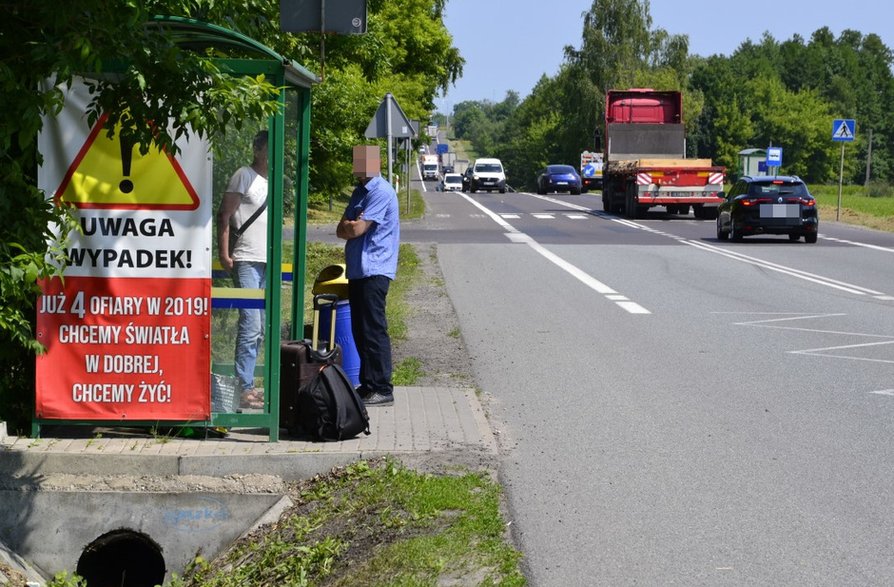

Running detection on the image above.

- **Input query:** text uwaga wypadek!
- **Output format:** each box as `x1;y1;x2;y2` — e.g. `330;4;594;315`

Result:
66;217;193;269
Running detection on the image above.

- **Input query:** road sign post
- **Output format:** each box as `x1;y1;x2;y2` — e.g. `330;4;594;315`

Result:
832;119;856;221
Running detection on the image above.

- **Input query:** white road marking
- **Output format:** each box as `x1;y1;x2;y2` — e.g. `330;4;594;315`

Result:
525;190;894;301
718;312;894;365
499;214;521;219
790;340;894;364
457;192;650;314
869;389;894;396
565;214;589;219
821;236;894;253
685;240;885;296
532;213;555;219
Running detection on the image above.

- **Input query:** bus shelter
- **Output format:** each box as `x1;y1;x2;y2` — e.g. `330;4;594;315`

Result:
34;16;318;441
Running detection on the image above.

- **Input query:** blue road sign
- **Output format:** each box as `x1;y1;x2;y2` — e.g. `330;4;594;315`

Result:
766;147;782;167
832;119;856;142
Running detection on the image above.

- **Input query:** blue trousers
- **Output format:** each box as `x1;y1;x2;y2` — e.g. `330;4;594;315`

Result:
233;261;266;393
348;275;393;396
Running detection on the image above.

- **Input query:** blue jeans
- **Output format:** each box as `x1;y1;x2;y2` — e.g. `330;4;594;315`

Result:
348;275;393;396
233;261;266;393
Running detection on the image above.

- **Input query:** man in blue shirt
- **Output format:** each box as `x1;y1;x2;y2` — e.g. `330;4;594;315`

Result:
336;146;400;406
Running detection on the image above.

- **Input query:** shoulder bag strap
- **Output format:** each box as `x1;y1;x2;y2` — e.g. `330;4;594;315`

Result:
232;199;268;239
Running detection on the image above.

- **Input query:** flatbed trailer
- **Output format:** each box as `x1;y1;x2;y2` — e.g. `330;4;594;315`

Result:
601;89;725;218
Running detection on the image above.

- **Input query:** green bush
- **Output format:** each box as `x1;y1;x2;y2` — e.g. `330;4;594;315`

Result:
864;181;894;198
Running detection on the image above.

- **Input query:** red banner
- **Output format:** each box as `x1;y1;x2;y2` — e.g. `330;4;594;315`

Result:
36;276;210;421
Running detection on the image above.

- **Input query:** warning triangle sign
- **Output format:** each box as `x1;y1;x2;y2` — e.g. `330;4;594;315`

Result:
55;114;199;210
833;120;854;140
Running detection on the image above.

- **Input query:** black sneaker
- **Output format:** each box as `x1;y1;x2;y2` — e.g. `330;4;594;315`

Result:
363;392;394;406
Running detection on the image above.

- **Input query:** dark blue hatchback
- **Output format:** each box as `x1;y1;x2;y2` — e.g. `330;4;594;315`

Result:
537;164;582;195
716;175;819;243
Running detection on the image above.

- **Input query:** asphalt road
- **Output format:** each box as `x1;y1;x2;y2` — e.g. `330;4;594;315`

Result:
412;172;894;585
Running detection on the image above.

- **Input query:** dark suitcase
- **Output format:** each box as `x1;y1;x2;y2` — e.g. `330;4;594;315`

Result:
280;294;342;436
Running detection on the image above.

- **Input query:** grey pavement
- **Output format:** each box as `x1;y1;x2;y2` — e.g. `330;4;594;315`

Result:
0;386;497;481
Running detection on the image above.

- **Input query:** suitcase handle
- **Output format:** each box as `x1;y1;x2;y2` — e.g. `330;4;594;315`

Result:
312;293;340;352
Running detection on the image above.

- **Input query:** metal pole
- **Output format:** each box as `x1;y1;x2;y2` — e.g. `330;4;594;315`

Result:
837;142;845;222
865;128;873;185
385;93;393;186
406;136;410;213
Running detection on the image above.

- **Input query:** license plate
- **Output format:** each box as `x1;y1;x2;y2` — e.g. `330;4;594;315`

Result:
759;204;799;218
556;181;568;185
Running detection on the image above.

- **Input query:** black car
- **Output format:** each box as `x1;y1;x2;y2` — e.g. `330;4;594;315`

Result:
537;164;581;195
716;175;818;243
461;167;473;191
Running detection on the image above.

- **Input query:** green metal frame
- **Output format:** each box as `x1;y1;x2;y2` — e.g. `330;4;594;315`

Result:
32;16;318;441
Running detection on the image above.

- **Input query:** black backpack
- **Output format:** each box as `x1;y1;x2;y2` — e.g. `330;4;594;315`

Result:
297;363;371;441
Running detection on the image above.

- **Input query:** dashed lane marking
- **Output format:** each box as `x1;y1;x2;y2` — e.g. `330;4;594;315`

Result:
457;192;650;315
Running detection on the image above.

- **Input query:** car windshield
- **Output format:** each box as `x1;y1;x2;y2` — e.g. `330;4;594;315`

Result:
423;163;437;169
475;163;502;173
445;176;461;184
547;165;575;174
749;182;809;197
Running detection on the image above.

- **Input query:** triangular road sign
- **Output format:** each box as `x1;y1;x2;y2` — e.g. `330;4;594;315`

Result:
364;94;416;139
55;113;200;210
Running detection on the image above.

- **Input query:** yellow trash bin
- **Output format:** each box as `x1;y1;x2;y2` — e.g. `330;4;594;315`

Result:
312;264;349;299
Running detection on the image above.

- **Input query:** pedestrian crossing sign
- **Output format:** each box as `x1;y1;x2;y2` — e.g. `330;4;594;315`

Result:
832;119;855;142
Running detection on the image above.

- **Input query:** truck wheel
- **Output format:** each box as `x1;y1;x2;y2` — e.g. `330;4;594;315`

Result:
624;185;637;219
678;205;690;216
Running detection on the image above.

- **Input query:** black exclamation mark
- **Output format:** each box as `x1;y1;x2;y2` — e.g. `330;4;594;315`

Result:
119;135;134;194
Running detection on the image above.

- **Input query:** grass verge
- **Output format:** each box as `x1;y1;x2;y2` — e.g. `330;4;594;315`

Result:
160;458;524;587
810;184;894;232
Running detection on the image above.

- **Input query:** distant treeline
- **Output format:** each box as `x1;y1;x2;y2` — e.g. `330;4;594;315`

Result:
450;0;892;191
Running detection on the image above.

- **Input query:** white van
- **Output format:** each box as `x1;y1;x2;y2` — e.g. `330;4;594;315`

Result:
468;158;506;193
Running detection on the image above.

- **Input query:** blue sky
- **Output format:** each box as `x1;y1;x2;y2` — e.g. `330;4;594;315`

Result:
440;0;893;110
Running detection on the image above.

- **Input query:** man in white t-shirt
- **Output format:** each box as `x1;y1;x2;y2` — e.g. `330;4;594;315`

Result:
216;131;268;410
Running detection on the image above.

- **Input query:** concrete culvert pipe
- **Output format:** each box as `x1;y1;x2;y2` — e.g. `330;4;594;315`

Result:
76;529;165;587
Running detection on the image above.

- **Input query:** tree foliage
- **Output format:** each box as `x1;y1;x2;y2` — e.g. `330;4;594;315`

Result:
454;0;894;187
451;0;894;191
